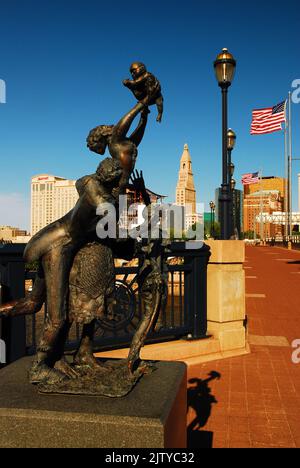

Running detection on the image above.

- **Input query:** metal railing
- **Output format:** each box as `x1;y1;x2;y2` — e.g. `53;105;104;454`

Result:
0;242;211;365
0;244;27;366
266;237;300;250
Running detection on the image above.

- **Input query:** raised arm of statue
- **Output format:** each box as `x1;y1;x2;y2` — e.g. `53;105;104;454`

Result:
128;107;150;147
111;101;146;142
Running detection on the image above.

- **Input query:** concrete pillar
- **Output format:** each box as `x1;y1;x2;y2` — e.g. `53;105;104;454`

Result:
205;240;246;352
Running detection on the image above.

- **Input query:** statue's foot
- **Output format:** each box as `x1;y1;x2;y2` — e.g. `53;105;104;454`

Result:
127;358;157;378
29;361;69;385
55;357;79;379
73;353;106;373
29;361;52;384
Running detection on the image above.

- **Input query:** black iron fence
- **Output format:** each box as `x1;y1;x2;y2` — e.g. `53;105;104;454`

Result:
0;244;27;366
0;242;210;365
266;237;300;250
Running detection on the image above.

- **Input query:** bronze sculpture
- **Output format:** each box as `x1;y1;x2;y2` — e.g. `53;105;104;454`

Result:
1;173;167;396
23;101;150;385
0;66;167;397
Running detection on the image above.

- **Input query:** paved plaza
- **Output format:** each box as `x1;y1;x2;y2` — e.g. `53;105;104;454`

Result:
187;245;300;448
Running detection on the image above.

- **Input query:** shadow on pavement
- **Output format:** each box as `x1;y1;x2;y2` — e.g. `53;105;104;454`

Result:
187;370;221;448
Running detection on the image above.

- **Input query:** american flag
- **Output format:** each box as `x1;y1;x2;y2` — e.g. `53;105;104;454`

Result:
241;172;260;185
251;101;286;135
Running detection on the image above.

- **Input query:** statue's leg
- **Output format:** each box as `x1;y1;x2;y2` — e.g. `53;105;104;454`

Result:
155;96;164;122
29;244;75;383
0;263;45;318
127;274;162;372
74;319;97;368
154;275;168;332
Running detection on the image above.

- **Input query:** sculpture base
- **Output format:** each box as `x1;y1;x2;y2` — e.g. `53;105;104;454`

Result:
0;357;187;448
38;359;156;398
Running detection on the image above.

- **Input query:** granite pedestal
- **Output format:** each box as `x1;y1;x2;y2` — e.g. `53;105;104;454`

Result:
0;357;187;448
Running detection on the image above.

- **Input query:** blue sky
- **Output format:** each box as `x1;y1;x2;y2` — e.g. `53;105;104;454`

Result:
0;0;299;230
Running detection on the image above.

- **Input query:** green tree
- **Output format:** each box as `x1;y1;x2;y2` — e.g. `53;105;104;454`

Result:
168;227;186;241
204;220;220;239
241;230;260;240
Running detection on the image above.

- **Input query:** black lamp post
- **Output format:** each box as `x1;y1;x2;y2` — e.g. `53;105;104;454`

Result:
214;48;236;240
209;201;216;238
231;177;236;236
227;129;236;236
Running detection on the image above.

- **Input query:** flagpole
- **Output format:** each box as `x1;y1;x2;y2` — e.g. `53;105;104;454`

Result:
284;100;289;239
288;91;293;238
260;169;264;241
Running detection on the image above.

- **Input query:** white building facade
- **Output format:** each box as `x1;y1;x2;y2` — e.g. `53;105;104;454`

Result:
175;144;202;230
31;174;78;235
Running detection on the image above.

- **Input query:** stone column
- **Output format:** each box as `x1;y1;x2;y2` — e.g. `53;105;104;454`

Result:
205;240;246;352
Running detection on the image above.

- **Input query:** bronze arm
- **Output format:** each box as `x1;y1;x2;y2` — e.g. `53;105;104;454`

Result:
127;75;148;87
111;102;145;142
129;108;149;148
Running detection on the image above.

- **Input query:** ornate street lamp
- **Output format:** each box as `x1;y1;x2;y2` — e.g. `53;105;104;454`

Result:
227;129;237;151
214;48;236;240
209;201;216;238
228;130;236;188
229;162;235;177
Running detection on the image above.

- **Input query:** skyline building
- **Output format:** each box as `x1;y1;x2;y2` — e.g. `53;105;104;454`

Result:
175;144;201;230
215;188;243;237
232;189;243;236
0;225;31;243
243;176;285;238
31;174;79;235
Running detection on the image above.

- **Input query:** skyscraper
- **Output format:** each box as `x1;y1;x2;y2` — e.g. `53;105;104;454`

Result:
31;174;79;235
215;187;243;236
175;144;201;230
176;144;196;211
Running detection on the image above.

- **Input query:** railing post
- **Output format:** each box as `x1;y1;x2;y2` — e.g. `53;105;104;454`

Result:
183;243;211;339
0;244;27;364
205;240;246;353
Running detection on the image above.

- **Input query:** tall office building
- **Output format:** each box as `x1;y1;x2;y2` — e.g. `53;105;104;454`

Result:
243;176;285;238
232;189;243;236
175;144;201;229
215;188;243;237
244;176;286;198
31;174;79;235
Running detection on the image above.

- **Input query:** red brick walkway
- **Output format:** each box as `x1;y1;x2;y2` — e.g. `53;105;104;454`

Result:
187;246;300;448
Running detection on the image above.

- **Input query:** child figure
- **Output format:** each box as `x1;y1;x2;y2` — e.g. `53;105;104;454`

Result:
123;62;164;123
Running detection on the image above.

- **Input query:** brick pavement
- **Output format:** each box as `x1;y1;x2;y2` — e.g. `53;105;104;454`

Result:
187;246;300;449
